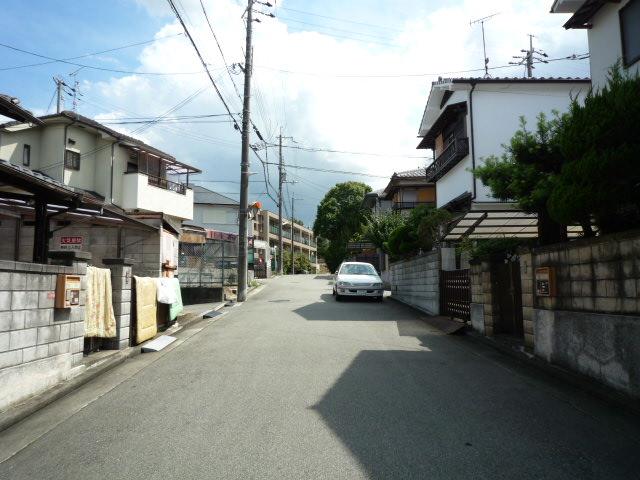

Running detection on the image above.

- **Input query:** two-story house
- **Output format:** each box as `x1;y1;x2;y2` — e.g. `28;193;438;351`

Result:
552;0;640;90
0;110;200;276
191;185;240;234
370;168;436;215
416;77;590;241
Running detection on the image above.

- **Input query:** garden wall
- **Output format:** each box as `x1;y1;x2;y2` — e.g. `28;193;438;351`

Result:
389;251;440;315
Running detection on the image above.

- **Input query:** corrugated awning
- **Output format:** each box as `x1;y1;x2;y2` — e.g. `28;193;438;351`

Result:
444;202;583;240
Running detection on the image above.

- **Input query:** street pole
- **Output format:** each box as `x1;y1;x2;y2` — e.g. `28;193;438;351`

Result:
55;77;63;113
291;196;295;275
278;128;284;275
526;34;533;78
237;0;254;302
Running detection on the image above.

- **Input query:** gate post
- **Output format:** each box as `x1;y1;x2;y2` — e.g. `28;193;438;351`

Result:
103;258;134;350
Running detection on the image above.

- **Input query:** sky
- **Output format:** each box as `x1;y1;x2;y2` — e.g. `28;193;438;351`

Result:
0;0;589;226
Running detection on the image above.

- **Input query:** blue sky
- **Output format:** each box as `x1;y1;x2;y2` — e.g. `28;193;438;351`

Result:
0;0;588;225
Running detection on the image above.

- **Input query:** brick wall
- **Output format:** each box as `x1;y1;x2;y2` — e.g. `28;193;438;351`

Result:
389;251;440;316
0;256;88;410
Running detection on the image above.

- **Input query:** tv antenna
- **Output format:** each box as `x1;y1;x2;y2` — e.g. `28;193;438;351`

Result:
470;12;500;78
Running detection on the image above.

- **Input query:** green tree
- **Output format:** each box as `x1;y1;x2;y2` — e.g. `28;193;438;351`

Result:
365;211;406;252
385;205;451;258
473;113;573;244
313;181;372;271
550;66;640;233
283;251;312;274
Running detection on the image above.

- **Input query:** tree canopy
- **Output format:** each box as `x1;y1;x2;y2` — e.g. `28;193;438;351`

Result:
384;205;451;258
313;181;372;271
550;67;640;234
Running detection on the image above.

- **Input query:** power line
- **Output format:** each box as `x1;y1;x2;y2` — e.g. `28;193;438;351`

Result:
269;142;426;159
285;25;401;48
277;6;404;32
255;54;589;79
277;16;396;42
0;41;211;76
264;161;390;178
0;34;184;72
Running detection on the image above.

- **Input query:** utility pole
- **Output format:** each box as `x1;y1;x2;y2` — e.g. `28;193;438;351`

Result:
237;0;254;303
510;34;548;78
278;129;284;276
54;77;65;113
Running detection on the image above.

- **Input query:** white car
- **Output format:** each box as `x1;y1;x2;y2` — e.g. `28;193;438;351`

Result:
332;262;384;302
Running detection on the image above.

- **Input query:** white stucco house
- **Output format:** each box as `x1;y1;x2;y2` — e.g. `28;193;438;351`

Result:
191;185;241;234
416;77;590;240
552;0;640;90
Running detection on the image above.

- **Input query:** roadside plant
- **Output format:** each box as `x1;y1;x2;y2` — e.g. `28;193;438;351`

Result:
365;211;406;252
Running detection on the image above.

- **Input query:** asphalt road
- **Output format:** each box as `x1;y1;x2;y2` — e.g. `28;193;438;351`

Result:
1;275;640;479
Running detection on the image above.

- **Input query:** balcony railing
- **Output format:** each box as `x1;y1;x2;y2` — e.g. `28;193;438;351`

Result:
147;174;187;195
392;201;435;211
425;137;469;182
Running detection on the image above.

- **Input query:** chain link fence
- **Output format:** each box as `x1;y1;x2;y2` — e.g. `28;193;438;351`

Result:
178;238;239;287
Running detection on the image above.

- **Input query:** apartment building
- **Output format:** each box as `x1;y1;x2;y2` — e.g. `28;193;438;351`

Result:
253;210;317;272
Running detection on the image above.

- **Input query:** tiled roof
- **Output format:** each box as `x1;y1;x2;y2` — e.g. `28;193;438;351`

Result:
433;76;590;86
394;168;426;178
192;185;239;205
0;94;44;125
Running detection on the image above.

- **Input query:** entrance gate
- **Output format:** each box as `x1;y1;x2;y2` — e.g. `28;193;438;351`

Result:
440;269;471;321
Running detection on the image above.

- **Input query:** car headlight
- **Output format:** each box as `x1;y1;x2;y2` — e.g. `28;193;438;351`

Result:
337;281;351;286
373;282;383;288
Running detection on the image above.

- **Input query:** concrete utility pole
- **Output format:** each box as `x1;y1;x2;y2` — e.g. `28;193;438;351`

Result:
527;34;534;78
510;34;548;78
278;129;284;275
54;77;64;113
237;0;254;303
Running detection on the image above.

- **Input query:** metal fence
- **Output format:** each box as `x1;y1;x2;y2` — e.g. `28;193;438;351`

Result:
178;238;239;287
440;269;471;321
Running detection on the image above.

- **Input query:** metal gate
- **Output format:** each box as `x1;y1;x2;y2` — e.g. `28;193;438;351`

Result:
178;238;238;286
440;269;471;321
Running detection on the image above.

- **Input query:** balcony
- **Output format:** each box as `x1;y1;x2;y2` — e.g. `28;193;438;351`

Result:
121;172;193;220
392;201;436;211
425;137;469;182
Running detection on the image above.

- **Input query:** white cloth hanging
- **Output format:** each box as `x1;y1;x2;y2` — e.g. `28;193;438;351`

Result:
156;277;177;304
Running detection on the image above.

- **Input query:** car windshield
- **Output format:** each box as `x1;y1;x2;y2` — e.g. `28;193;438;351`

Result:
340;264;377;276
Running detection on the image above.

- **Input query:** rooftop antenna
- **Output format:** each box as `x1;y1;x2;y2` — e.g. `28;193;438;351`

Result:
68;66;85;113
470;12;500;78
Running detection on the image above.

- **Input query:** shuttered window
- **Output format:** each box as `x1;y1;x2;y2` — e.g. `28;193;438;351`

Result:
64;150;80;170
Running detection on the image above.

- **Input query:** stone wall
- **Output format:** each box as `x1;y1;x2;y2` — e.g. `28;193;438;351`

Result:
389;251;440;316
0;255;88;411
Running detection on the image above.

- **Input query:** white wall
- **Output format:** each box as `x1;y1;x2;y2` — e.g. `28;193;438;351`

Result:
193;204;239;234
121;172;194;220
589;0;640;90
471;83;587;203
0;126;41;168
435;155;473;208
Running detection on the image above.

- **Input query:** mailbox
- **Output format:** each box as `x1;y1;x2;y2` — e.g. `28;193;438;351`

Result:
535;267;556;297
55;274;81;308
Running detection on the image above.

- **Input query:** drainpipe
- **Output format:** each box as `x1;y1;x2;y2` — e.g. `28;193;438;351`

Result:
110;142;115;204
469;82;477;200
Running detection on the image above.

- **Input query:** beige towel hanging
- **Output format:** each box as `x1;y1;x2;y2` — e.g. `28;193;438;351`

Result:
84;266;117;338
134;276;158;344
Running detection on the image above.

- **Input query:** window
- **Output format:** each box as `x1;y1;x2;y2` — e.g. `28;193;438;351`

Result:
620;0;640;67
22;144;31;167
64;150;80;170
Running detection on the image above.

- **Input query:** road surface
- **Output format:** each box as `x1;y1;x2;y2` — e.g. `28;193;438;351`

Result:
1;275;640;479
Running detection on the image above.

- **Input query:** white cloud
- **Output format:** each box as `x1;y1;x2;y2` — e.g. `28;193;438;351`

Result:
81;0;588;224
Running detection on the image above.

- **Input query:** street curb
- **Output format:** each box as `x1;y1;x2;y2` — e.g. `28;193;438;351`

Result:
0;347;140;433
463;329;640;416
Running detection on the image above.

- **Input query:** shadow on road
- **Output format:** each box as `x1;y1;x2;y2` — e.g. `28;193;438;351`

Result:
314;275;335;280
311;339;640;479
293;294;409;322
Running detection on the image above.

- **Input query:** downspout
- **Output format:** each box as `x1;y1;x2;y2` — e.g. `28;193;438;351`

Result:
468;82;477;200
110;142;115;204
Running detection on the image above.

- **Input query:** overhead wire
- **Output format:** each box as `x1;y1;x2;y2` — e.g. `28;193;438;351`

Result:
277;6;405;32
0;33;185;71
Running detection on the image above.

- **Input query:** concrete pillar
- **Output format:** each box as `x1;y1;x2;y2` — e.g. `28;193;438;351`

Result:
441;247;457;271
102;258;134;350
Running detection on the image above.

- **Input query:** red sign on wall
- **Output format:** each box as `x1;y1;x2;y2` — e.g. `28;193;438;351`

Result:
59;236;83;250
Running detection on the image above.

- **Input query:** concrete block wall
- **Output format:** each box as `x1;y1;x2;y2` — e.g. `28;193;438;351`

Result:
0;256;88;411
0;218;19;261
531;230;640;315
102;259;133;350
469;260;498;336
14;223;161;279
389;251;440;316
519;252;534;348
